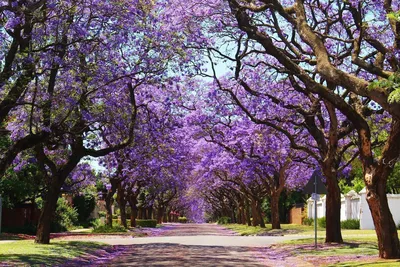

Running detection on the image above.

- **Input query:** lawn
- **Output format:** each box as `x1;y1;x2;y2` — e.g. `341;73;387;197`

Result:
0;240;108;265
224;224;400;266
224;223;323;236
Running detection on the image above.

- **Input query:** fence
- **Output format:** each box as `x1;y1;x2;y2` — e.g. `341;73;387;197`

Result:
307;188;400;230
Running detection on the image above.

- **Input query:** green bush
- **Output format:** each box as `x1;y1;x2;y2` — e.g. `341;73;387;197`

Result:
136;219;157;228
317;217;326;228
178;217;187;223
341;219;360;229
73;192;96;226
51;197;79;232
3;223;37;235
92;225;127;233
98;211;106;218
302;217;314;226
217;216;231;224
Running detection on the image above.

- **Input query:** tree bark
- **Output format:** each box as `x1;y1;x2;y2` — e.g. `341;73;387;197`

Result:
324;170;343;243
128;195;138;227
270;194;281;229
245;198;251;226
157;206;164;224
251;198;260;226
366;175;400;258
116;184;127;228
35;181;62;244
361;120;400;258
105;190;115;227
256;200;266;228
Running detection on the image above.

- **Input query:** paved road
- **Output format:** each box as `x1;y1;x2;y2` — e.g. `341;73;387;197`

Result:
78;223;312;266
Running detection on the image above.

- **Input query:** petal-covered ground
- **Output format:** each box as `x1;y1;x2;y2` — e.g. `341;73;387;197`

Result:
54;223;382;266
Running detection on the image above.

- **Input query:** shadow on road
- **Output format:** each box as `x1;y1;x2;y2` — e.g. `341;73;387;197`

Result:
97;243;268;266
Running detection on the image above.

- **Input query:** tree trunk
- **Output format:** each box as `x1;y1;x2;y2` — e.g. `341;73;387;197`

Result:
324;171;343;243
251;199;259;226
270;194;281;229
245;198;251;226
237;206;242;224
105;192;115;227
157;206;164;224
148;206;153;219
128;196;138;227
366;182;400;258
35;181;62;244
117;184;127;228
256;200;266;228
163;208;168;223
119;201;127;228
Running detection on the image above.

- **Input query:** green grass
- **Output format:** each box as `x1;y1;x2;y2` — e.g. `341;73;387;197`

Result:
0;240;108;265
224;224;400;266
329;260;400;266
224;224;270;235
92;224;127;233
224;223;321;236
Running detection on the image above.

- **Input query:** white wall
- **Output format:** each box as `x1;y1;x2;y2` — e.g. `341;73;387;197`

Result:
307;189;400;230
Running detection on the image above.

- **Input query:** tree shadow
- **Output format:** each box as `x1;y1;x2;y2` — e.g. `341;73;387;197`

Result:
99;243;269;266
0;241;107;266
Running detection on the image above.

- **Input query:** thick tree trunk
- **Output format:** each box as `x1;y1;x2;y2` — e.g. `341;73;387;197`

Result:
35;181;62;244
270;194;281;229
251;199;260;226
256;200;266;228
366;182;400;258
361;120;400;258
231;206;236;224
105;191;115;227
245;198;251;226
128;196;138;227
163;208;168;223
117;184;127;228
237;206;242;224
157;206;164;224
119;202;127;228
365;165;400;258
324;172;343;243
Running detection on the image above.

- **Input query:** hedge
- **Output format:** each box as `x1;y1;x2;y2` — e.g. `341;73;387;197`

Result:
136;219;157;228
217;216;231;224
341;219;360;229
178;217;187;223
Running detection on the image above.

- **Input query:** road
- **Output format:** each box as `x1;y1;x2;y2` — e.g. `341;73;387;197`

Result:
74;223;312;266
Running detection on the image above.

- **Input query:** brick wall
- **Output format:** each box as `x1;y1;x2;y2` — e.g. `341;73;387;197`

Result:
289;205;304;225
2;204;40;228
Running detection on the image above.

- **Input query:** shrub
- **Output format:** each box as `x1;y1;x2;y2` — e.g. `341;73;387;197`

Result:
136;219;157;228
35;197;79;232
98;211;106;218
51;197;79;232
302;217;314;226
341;219;360;229
73;192;96;226
178;217;187;223
317;217;326;228
3;223;37;235
217;216;231;224
92;225;127;233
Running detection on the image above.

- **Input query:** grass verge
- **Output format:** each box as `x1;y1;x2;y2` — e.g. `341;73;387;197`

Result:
0;240;108;265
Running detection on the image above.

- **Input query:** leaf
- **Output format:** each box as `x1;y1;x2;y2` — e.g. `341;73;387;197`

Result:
388;88;400;104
